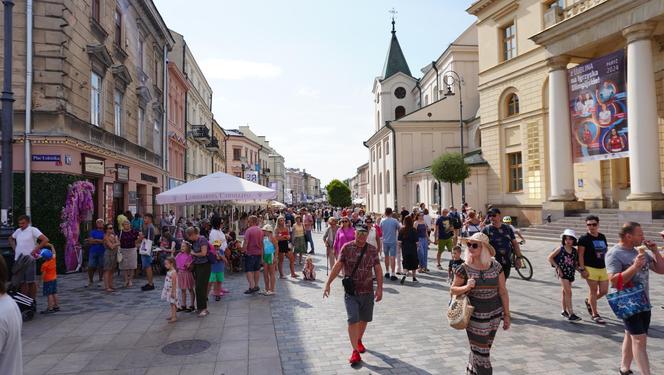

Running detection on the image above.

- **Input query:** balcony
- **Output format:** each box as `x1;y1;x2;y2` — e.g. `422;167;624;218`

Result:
544;0;608;29
189;124;211;144
206;136;220;152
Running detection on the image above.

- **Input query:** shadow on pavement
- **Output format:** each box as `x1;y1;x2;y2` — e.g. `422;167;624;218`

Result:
359;349;433;374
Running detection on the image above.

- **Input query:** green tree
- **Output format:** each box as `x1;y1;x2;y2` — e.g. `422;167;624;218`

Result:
325;179;352;207
431;152;470;207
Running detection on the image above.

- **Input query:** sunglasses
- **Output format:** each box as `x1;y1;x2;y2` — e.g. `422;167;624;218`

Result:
586;222;598;227
106;227;113;230
468;243;480;249
488;214;496;218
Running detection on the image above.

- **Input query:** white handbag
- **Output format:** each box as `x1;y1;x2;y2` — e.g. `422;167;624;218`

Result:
447;294;474;330
139;227;153;256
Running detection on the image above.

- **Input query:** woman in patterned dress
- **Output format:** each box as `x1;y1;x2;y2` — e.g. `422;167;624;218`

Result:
451;232;510;375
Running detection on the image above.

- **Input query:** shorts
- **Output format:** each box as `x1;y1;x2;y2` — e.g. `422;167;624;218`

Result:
344;292;375;324
88;251;105;269
586;266;608;282
383;242;397;257
16;256;36;283
263;253;274;265
43;280;57;296
141;254;153;269
209;271;225;283
244;255;262;272
437;238;454;254
623;310;651;335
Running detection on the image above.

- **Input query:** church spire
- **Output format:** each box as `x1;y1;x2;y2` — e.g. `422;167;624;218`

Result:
382;9;412;80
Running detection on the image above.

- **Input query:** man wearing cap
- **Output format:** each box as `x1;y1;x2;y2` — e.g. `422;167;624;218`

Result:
85;219;106;288
481;208;523;279
324;224;383;366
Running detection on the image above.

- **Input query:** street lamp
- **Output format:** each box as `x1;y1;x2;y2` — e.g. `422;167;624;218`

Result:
443;70;466;205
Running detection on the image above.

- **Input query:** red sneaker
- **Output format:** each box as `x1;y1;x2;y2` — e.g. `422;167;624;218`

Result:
349;349;361;365
357;340;366;353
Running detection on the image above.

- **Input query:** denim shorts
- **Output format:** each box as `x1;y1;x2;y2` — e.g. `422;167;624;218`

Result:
344;292;375;324
88;251;105;269
244;255;261;272
141;254;153;269
383;242;397;257
43;280;57;296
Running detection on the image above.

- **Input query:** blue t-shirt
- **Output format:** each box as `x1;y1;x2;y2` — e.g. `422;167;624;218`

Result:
89;229;105;255
379;217;400;244
263;237;275;255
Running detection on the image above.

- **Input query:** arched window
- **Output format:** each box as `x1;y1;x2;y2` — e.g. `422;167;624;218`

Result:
433;182;439;205
395;106;406;120
507;93;519;116
415;184;421;204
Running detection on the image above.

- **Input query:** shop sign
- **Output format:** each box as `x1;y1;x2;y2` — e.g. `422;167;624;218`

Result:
82;154;105;176
141;173;158;184
116;164;129;182
32;154;61;162
128;191;138;204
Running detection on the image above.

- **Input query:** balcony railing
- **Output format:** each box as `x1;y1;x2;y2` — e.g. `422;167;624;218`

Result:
206;136;220;151
545;0;608;28
189;124;211;144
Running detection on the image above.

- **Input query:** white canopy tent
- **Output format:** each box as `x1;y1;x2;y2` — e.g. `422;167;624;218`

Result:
155;172;276;205
352;198;365;205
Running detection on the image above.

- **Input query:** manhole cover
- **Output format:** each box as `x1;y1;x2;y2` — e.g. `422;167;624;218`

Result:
161;339;211;355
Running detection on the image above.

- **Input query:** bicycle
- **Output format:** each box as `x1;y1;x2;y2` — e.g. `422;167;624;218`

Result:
511;251;533;280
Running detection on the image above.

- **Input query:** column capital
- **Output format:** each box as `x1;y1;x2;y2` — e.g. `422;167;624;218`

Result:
622;22;657;44
547;55;571;72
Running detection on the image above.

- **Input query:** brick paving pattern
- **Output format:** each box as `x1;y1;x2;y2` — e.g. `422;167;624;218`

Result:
20;230;664;374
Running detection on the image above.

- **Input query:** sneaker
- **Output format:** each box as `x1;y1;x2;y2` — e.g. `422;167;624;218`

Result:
412;277;418;283
252;286;260;293
85;282;93;288
396;271;403;275
244;288;254;294
384;272;390;279
349;349;361;365
561;311;569;318
53;306;60;312
568;314;582;322
400;276;406;285
357;340;366;353
141;284;155;291
186;306;195;313
390;275;398;281
585;298;592;315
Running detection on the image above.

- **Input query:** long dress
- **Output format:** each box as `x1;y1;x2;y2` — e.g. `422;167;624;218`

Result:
399;228;419;271
455;260;504;375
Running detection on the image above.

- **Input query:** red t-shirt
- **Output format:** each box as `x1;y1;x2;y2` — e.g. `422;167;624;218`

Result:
339;241;379;295
243;226;263;256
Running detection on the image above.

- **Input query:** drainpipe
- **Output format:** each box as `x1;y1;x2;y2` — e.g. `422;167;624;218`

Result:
182;41;188;182
162;44;168;202
431;61;439;102
385;121;397;209
416;80;422;109
24;0;33;216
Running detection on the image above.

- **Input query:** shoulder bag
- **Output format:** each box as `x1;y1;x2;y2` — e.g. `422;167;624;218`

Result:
447;264;475;330
342;244;368;296
116;232;124;263
607;272;651;320
139;227;153;256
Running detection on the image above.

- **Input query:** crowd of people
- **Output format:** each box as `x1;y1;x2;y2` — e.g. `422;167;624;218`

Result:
4;201;664;375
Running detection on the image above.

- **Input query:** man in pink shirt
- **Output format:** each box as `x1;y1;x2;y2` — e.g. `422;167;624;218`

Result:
302;208;315;254
242;216;264;294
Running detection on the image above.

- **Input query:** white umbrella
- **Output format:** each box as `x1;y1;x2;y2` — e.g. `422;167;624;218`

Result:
156;172;276;205
269;200;286;208
352;198;365;205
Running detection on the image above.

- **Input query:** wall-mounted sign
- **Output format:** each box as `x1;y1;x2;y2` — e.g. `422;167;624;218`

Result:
82;154;105;176
141;173;158;184
116;164;129;182
128;191;137;205
32;154;61;162
64;155;72;165
245;171;258;183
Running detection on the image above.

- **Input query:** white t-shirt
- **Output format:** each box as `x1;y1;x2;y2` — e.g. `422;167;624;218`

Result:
11;226;43;260
209;229;227;252
0;294;22;375
423;215;433;229
367;227;379;248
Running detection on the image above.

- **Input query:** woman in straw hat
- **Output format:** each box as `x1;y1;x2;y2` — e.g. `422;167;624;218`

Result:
451;232;510;375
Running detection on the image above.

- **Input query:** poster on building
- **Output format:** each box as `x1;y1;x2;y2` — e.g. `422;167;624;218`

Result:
568;50;627;163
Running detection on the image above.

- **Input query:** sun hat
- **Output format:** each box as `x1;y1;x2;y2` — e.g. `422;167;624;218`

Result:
460;232;496;257
560;228;577;240
262;224;273;232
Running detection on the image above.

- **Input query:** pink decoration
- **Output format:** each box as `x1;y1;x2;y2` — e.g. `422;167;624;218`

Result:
60;181;95;272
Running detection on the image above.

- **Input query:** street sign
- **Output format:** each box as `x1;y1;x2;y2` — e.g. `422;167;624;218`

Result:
245;171;258;183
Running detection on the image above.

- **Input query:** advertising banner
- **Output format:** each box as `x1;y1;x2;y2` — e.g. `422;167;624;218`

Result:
568;50;627;163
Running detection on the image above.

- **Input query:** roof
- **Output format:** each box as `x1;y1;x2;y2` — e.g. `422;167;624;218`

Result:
404;150;488;176
381;22;412;80
225;129;244;136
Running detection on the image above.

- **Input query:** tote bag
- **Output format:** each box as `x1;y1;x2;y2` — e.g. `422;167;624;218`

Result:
139;227;153;256
607;272;651;320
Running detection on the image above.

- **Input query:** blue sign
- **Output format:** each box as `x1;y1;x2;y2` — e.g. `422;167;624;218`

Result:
32;154;61;162
255;163;260;172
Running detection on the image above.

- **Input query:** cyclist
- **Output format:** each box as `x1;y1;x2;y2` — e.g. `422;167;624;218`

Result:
502;216;526;245
481;208;524;280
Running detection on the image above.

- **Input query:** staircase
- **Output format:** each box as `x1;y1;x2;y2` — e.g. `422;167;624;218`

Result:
522;209;664;245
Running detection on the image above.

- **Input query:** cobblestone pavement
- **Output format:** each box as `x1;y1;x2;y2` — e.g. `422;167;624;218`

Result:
21;229;664;374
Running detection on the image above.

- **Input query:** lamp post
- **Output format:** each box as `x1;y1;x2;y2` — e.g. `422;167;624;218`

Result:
443;70;466;205
0;0;16;268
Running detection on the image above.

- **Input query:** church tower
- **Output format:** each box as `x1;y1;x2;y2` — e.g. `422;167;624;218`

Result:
373;17;418;132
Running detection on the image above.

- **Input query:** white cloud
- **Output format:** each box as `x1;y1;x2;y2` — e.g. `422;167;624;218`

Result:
201;58;282;80
296;87;320;98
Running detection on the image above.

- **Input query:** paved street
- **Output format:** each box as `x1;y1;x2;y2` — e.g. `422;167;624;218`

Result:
20;229;664;374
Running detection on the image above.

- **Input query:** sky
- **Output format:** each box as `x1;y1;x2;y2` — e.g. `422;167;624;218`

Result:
156;0;476;186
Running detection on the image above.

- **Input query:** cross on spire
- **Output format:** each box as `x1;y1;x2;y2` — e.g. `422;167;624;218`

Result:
389;8;397;34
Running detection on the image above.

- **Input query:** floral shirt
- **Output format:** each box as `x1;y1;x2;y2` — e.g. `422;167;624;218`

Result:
338;241;379;295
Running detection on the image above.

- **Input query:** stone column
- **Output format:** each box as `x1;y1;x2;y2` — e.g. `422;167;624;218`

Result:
623;22;664;201
543;56;584;220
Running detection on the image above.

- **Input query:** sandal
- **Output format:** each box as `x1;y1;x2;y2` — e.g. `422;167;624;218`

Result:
177;307;186;312
619;369;633;375
592;315;606;325
585;298;593;315
198;310;209;317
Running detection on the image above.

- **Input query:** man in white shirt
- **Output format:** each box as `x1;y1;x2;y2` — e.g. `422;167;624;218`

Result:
9;215;49;299
0;256;22;375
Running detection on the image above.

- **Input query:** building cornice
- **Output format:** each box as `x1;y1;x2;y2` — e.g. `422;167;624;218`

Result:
467;0;501;15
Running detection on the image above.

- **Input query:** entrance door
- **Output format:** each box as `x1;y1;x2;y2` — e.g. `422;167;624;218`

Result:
113;182;125;227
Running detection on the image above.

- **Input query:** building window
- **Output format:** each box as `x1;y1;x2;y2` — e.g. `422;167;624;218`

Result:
153;120;161;155
507;93;520;116
547;0;565;9
90;72;102;126
138;107;145;146
507;152;523;192
433;182;439;205
233;148;241;161
385;141;389;155
372;149;375;162
377;144;381;159
138;37;145;72
394;87;406;99
114;8;122;47
386;170;390;193
113;89;122;136
433;85;438;101
379;173;383;194
424;95;429;106
416;184;421;203
502;22;517;61
395;106;406;120
373;175;376;194
91;0;100;22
